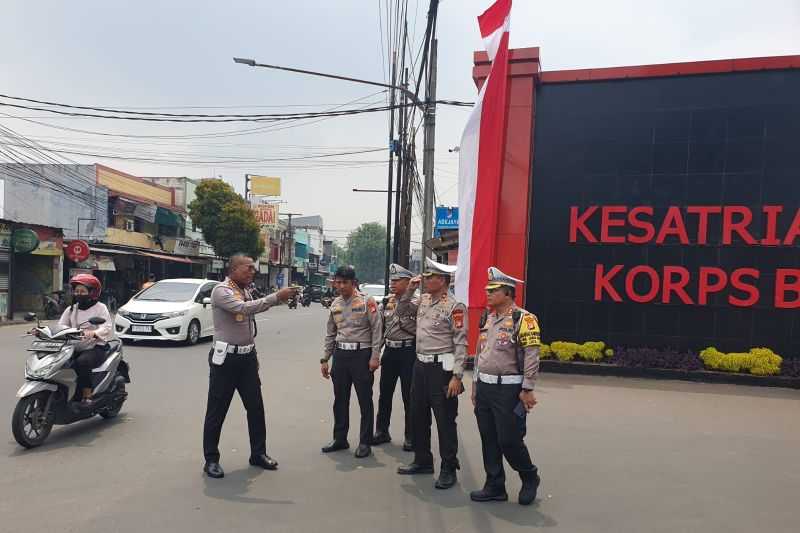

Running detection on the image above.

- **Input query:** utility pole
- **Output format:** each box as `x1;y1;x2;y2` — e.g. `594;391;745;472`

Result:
384;52;398;294
421;37;439;259
393;23;408;266
281;212;302;286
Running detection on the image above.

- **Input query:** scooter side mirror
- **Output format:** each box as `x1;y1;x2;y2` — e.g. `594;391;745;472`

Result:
24;312;37;322
88;316;107;325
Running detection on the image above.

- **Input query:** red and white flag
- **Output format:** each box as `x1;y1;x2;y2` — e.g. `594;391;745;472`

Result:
455;0;512;307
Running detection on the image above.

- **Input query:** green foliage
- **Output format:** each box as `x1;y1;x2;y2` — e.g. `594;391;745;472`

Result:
548;341;609;362
539;344;552;359
700;347;783;376
188;179;264;259
604;348;614;357
344;222;386;283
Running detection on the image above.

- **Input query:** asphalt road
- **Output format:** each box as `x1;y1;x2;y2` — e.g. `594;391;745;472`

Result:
0;305;798;533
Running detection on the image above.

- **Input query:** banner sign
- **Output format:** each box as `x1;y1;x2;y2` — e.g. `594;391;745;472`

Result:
435;206;459;230
249;175;281;197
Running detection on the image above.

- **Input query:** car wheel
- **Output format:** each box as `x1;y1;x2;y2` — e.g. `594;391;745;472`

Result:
185;320;201;346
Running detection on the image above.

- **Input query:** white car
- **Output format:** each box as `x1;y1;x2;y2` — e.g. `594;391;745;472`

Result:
359;283;388;302
115;279;219;345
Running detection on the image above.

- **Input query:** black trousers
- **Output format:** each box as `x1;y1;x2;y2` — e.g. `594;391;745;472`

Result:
75;346;107;390
474;382;536;490
375;345;415;441
411;360;459;471
331;348;374;446
203;350;267;463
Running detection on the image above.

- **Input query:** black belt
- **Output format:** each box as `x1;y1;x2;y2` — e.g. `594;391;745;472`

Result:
385;339;415;348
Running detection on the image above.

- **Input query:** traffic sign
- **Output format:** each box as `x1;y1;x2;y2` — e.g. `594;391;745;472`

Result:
65;240;90;262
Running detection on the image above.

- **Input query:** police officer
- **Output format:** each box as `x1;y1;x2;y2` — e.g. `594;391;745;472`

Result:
321;265;382;459
398;258;467;490
469;267;541;506
373;264;418;451
202;254;296;479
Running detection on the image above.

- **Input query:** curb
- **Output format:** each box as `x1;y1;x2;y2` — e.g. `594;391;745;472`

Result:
540;360;800;390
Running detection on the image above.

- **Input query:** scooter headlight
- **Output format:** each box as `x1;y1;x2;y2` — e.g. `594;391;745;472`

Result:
25;346;74;379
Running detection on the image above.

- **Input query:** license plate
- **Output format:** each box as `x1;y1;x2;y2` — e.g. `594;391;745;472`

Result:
29;341;64;352
131;325;153;333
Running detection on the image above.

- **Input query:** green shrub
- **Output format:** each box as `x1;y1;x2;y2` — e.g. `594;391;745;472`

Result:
548;341;609;362
539;344;552;359
604;348;614;357
699;347;782;376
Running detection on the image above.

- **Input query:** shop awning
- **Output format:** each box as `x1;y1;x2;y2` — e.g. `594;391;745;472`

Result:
138;251;193;264
156;207;185;229
89;246;135;255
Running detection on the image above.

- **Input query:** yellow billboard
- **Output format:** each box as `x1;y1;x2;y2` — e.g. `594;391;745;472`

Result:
249;175;281;197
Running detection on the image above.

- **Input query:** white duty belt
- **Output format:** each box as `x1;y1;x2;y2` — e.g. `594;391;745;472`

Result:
227;344;255;355
386;339;415;348
478;372;524;385
416;352;454;365
337;341;370;351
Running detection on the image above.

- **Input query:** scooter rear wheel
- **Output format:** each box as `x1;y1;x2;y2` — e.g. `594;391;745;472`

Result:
12;392;53;448
99;384;126;419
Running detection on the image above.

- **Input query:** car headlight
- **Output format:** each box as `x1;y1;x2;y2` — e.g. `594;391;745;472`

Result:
162;310;187;319
26;346;74;379
118;309;131;318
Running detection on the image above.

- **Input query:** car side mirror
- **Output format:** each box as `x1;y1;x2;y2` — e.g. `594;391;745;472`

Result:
24;312;37;322
202;297;211;308
88;317;106;325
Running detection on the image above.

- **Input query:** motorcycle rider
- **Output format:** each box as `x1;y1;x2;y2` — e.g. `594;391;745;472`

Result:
58;274;114;404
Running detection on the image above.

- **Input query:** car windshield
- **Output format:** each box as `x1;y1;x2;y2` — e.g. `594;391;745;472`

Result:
135;282;199;302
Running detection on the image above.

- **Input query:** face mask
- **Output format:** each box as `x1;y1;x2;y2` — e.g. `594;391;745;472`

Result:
74;294;91;305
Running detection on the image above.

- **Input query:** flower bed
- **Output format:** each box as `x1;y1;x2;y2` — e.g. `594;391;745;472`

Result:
538;339;797;380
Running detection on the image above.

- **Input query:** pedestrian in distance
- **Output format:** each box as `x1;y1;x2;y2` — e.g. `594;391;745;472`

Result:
373;264;418;452
320;265;382;459
469;267;541;506
398;258;467;490
202;254;297;479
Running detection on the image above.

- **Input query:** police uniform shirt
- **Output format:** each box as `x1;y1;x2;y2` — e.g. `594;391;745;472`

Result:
212;278;279;346
476;306;541;390
323;291;382;361
383;290;418;342
415;293;468;376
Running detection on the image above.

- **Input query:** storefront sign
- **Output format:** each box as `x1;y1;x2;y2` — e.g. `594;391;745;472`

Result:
211;259;224;272
11;229;39;254
435;206;459;230
65;240;91;262
164;237;200;257
32;239;63;256
570;205;800;309
253;204;279;227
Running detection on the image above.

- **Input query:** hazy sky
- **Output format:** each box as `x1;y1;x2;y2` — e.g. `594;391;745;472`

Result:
1;0;798;245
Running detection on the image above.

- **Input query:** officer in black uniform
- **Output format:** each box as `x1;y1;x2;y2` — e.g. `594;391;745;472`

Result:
373;263;418;451
202;254;296;479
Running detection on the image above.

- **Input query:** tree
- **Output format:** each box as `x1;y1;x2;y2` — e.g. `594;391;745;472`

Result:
345;222;386;283
188;179;264;259
332;241;349;266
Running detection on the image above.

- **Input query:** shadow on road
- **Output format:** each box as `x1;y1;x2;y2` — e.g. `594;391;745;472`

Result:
7;416;128;456
203;468;294;505
323;449;386;472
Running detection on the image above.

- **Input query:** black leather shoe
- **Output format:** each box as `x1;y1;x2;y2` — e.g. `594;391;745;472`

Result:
435;469;457;489
354;444;372;458
204;462;224;479
402;439;414;452
470;487;509;502
397;463;434;475
321;440;349;453
372;432;391;445
519;470;541;505
249;454;278;470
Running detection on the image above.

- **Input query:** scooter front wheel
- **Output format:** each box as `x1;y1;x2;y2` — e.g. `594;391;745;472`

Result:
12;392;53;448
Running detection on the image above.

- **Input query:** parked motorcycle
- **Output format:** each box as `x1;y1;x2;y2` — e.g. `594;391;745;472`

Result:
12;314;131;449
320;295;333;308
287;295;298;309
301;290;312;308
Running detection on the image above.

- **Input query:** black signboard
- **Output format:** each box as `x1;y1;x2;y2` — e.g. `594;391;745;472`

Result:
526;69;800;355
